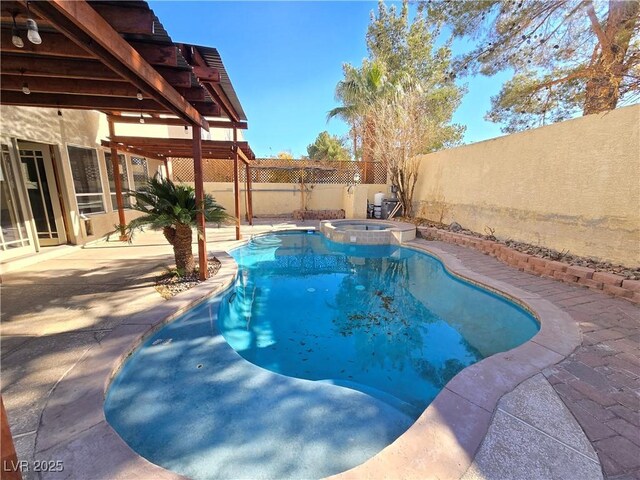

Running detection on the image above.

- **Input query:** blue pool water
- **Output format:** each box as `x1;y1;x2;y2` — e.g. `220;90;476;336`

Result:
105;232;539;479
221;232;538;412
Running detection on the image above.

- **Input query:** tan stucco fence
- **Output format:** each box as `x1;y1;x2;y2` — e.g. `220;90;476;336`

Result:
185;183;388;218
413;104;640;266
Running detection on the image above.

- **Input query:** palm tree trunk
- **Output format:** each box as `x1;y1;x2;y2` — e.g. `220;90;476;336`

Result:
172;223;195;274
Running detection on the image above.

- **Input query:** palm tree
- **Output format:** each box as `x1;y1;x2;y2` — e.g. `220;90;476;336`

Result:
120;176;229;274
327;60;390;162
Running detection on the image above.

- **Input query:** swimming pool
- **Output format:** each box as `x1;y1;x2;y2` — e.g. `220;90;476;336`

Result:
105;232;539;479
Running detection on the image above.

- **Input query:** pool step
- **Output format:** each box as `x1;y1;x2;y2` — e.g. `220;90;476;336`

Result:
318;379;422;419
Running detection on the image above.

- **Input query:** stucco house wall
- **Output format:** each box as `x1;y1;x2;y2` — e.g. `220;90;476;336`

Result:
1;106;164;247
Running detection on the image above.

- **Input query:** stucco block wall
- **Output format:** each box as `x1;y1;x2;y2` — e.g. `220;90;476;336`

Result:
413;105;640;266
190;183;388;218
344;185;369;219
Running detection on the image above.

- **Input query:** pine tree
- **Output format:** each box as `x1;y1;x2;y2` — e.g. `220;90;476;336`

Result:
420;0;640;132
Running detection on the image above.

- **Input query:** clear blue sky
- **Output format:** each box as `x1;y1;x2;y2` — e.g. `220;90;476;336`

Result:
150;1;510;158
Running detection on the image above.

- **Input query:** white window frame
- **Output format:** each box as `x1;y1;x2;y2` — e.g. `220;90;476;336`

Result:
66;144;106;216
130;156;150;191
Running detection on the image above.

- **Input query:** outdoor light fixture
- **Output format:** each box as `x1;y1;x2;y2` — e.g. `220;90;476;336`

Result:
25;2;42;45
139;113;145;124
136;90;143;100
57;109;63;117
22;82;31;95
11;13;24;48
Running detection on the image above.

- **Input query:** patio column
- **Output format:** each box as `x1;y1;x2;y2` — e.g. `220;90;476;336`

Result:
107;119;127;240
245;163;253;225
233;128;241;240
192;126;208;280
1;397;22;480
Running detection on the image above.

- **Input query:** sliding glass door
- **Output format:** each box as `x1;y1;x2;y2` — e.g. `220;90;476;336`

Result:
17;143;67;247
0;139;35;259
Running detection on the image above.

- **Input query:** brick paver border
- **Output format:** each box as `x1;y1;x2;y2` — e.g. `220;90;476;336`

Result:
418;227;639;304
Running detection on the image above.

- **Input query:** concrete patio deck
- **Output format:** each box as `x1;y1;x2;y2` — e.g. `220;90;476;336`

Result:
1;219;638;479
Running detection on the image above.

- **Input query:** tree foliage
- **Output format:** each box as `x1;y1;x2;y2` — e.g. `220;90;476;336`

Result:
370;85;463;218
119;176;229;273
328;1;464;215
307;131;351;162
420;0;640;132
276;151;294;160
328;60;391;160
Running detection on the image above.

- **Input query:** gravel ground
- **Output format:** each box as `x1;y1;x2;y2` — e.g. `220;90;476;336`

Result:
155;257;222;299
410;218;640;280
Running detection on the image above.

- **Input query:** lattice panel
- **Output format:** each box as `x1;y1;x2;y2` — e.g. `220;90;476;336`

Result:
171;158;387;184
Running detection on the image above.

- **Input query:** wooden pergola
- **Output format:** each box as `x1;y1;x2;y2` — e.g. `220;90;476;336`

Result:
99;134;256;240
0;0;254;282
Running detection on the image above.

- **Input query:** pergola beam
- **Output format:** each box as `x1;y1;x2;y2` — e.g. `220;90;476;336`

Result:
89;3;155;35
0;54;193;86
203;82;240;123
99;140;250;162
191;66;221;83
1;54;122;81
0;29;179;67
1;2;155;35
108;136;251;155
1;76;138;98
236;146;251;164
102;141;164;162
1;75;206;101
0;91;220;116
106;114;247;129
182;44;242;123
25;0;209;130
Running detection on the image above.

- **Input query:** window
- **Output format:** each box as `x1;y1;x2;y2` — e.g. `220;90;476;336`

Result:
131;157;149;190
67;146;105;214
104;152;131;210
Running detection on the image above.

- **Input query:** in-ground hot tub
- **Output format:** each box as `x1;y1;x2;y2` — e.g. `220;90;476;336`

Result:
320;219;416;245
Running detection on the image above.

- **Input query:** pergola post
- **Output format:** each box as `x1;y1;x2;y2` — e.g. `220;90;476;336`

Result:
233;128;241;240
245;162;253;225
192;126;208;280
107;119;127;240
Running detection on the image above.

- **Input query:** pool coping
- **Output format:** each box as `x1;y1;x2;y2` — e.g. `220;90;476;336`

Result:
32;235;581;480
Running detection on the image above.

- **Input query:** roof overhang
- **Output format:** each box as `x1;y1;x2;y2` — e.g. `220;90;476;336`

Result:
1;1;249;132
